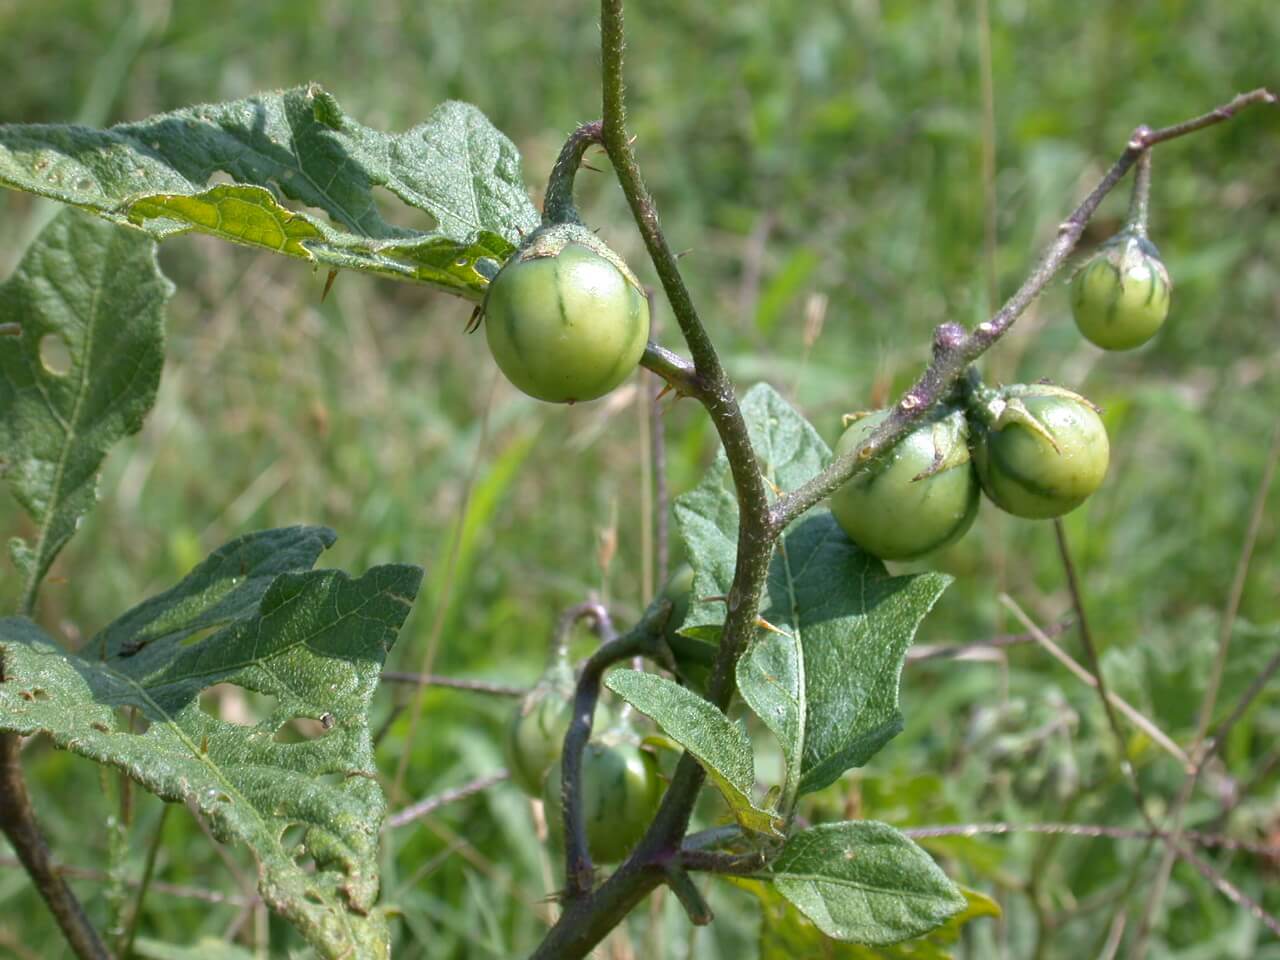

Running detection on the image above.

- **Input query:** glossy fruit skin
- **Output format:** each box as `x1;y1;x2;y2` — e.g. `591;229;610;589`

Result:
543;739;663;864
829;407;980;560
483;225;650;403
1071;232;1171;350
971;386;1110;519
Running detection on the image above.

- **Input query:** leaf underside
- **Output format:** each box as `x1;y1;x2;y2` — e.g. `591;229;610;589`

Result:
0;85;541;299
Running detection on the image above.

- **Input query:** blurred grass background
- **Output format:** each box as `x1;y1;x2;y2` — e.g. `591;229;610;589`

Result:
1;0;1278;957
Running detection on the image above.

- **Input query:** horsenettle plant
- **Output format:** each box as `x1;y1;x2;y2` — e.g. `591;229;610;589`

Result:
0;1;1274;957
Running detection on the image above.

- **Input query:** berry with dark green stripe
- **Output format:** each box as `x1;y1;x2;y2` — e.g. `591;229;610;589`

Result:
482;223;649;403
1071;230;1171;351
543;734;663;864
829;406;980;560
971;384;1109;519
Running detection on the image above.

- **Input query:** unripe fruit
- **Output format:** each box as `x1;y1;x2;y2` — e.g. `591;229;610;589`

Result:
971;384;1109;519
505;660;575;797
829;407;980;560
543;736;663;864
483;223;649;403
1071;232;1171;351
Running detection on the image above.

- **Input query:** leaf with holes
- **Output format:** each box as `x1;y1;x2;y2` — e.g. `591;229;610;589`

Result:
604;668;782;836
0;86;540;299
674;384;950;807
756;821;966;945
0;208;171;609
0;526;422;960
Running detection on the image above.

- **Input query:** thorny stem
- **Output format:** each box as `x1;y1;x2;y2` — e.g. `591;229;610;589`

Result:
0;734;111;960
771;88;1277;533
529;9;1276;953
541;121;603;226
1126;149;1153;236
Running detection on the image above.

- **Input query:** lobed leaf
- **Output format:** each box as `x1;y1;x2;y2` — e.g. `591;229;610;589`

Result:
0;208;172;607
0;526;422;960
674;384;949;804
0;86;540;299
604;668;782;836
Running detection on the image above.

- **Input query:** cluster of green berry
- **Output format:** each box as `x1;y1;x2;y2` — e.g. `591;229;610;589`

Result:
831;227;1171;561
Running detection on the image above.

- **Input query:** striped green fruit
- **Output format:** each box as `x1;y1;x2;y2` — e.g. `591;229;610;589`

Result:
1071;231;1171;351
972;385;1110;519
483;223;649;403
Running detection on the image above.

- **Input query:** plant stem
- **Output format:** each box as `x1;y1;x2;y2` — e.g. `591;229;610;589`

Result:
0;734;110;960
120;803;170;959
772;88;1277;531
541;121;603;226
1126;149;1153;235
559;606;670;899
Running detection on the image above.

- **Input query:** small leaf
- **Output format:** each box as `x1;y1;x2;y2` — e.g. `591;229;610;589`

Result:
604;669;781;836
0;209;172;608
0;527;422;960
765;821;965;945
0;87;540;300
737;877;995;959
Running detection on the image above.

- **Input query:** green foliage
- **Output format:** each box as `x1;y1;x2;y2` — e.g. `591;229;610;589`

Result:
0;87;539;298
0;209;171;608
605;667;781;836
0;526;422;958
754;821;965;945
677;385;950;804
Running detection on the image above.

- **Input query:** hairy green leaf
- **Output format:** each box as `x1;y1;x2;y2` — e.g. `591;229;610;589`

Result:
0;86;540;299
760;821;965;946
604;668;781;836
0;526;422;960
674;384;949;803
737;875;996;958
0;208;172;611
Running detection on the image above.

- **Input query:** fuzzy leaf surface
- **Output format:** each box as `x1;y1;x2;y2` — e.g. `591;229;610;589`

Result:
761;821;966;945
674;385;949;803
605;668;781;835
0;86;540;299
0;526;422;960
0;209;171;605
737;876;996;958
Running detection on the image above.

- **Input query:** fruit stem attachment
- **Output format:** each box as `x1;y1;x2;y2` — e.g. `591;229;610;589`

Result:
542;121;604;227
559;598;672;900
1125;149;1153;236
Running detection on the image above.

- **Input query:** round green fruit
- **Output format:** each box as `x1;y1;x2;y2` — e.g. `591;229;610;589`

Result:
972;385;1110;519
829;407;980;560
543;738;663;864
506;688;574;798
1071;232;1171;351
483;224;650;404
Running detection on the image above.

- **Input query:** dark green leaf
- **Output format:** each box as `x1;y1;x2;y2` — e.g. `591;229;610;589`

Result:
674;384;949;803
604;668;781;835
0;209;171;610
0;527;422;960
764;821;965;945
0;87;540;299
